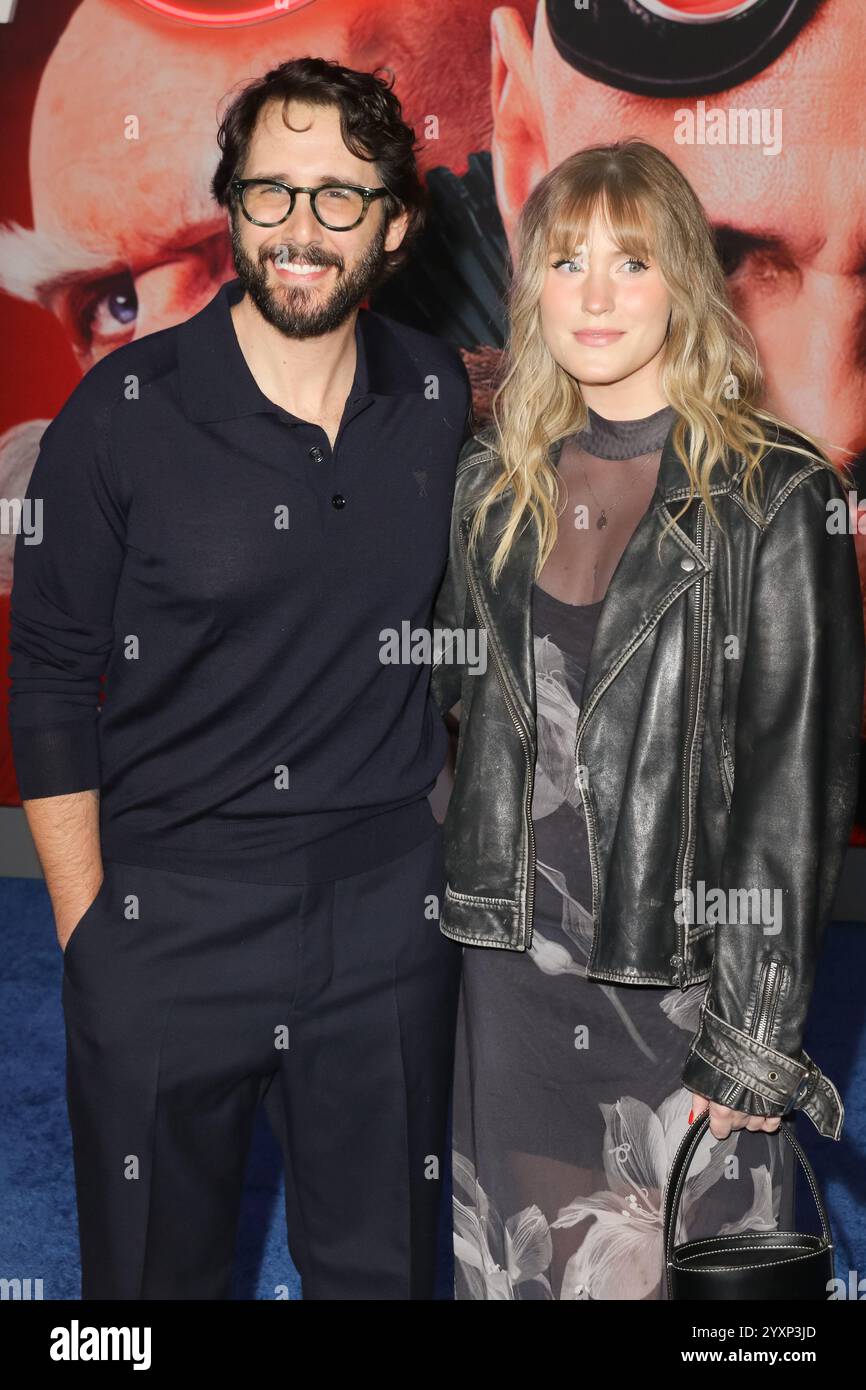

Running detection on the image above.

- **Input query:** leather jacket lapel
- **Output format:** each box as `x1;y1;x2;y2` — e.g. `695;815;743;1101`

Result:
578;484;709;737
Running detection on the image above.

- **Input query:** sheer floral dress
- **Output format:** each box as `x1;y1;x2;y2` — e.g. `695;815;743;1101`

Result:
451;404;795;1300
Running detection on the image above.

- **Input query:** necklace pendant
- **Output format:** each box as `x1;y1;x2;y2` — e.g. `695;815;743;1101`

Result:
597;511;608;530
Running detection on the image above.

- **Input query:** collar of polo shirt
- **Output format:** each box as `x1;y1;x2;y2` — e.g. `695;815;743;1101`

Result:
178;276;425;424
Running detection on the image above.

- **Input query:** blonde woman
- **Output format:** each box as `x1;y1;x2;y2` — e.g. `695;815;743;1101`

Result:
430;141;864;1300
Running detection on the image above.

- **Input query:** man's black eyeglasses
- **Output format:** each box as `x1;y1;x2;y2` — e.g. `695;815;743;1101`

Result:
231;178;389;231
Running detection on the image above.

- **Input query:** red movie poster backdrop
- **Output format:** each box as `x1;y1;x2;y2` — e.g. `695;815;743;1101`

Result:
0;0;864;841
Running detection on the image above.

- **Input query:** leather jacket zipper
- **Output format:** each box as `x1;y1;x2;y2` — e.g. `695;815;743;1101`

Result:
720;719;735;807
460;527;536;949
752;956;783;1047
573;720;601;953
717;954;785;1120
672;502;707;990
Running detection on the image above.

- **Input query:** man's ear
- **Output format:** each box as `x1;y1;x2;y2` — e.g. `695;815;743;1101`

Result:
490;6;547;252
384;205;411;253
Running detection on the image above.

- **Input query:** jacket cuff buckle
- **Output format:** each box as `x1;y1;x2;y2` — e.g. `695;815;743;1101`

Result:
781;1068;816;1116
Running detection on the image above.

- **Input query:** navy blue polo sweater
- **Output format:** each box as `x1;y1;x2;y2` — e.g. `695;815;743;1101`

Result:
8;277;472;884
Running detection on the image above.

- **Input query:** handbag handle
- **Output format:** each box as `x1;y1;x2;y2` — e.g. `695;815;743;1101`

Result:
662;1111;832;1267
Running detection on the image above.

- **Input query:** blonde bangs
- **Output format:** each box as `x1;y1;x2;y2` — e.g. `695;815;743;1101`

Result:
547;180;656;267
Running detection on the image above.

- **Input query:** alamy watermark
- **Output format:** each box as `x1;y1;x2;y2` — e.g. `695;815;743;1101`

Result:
675;879;783;935
0;497;42;544
379;622;487;674
674;100;782;157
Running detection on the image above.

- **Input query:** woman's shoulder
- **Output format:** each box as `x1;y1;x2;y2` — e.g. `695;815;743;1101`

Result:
743;422;850;525
453;427;503;514
457;424;500;472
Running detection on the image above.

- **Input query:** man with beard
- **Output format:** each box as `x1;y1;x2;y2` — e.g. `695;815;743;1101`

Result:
7;57;471;1301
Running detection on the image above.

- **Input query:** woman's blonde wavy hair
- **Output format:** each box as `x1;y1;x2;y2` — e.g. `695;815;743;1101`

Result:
467;140;852;587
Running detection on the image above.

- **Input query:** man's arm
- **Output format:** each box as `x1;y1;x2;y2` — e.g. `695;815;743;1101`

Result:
23;791;103;950
429;361;476;727
8;367;126;947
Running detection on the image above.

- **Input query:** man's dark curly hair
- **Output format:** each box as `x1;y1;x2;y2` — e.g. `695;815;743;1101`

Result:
211;56;427;282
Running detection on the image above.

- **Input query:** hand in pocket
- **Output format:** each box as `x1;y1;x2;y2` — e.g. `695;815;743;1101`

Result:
58;877;105;954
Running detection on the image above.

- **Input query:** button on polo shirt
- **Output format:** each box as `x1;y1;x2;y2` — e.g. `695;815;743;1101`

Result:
8;276;472;884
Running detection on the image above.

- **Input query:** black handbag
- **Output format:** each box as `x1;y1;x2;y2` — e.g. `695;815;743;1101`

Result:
662;1111;835;1300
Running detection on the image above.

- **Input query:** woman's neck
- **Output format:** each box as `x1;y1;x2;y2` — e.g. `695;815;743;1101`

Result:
578;353;669;421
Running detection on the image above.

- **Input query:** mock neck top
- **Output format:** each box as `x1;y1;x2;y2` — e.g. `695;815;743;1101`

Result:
576;402;678;461
534;402;679;610
529;402;680;923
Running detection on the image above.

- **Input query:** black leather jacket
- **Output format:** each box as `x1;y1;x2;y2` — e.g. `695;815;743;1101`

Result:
430;421;864;1140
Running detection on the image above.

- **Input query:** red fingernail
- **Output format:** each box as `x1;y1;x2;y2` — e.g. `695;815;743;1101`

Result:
688;1109;694;1124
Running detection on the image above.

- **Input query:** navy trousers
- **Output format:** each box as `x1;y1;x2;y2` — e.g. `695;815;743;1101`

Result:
60;826;461;1300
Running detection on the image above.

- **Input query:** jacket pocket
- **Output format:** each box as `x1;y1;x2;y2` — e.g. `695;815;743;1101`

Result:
718;718;735;812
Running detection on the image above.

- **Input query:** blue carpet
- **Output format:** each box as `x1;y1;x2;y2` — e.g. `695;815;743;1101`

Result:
1;874;862;1299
